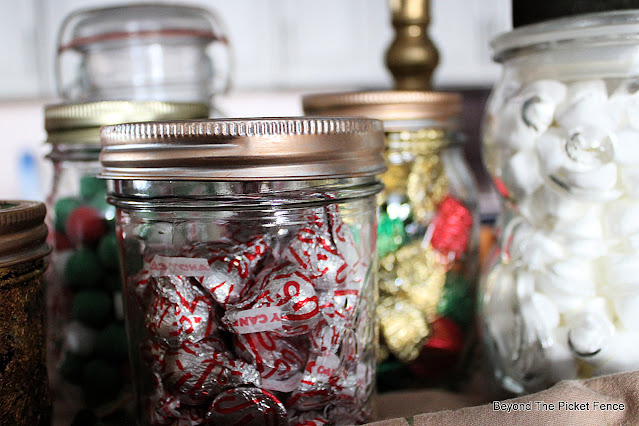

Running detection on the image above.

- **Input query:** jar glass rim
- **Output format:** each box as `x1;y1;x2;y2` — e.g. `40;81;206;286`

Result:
492;9;639;62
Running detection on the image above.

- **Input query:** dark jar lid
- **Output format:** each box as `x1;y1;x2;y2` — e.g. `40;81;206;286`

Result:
0;201;51;268
513;0;639;28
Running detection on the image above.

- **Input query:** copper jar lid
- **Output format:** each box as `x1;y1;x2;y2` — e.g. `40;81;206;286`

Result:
0;201;50;267
302;91;462;131
99;117;386;180
45;101;210;145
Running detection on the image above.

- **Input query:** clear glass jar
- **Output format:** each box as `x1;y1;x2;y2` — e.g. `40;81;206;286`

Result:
44;101;209;424
303;91;480;389
56;4;231;104
0;201;51;425
100;118;385;425
481;10;639;394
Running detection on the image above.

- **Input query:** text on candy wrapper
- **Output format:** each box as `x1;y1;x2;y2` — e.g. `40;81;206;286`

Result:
229;306;284;333
149;256;214;277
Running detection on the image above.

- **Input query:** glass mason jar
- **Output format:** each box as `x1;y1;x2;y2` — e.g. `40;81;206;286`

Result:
303;92;480;388
0;201;51;425
44;101;209;424
100;118;385;425
481;10;639;394
56;3;231;105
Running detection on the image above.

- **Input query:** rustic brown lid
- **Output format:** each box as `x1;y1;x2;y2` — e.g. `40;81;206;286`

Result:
302;91;462;130
99;117;386;181
0;201;50;267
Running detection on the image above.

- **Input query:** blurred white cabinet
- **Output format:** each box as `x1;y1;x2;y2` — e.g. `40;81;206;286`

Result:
0;0;511;99
0;1;40;98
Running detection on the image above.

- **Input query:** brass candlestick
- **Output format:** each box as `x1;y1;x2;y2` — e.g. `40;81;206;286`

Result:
385;0;439;90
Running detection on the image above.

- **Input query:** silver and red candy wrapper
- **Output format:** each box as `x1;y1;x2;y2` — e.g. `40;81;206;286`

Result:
224;262;321;336
207;387;288;426
188;237;268;307
133;205;374;425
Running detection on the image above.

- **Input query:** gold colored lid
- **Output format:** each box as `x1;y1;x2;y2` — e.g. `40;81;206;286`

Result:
0;201;50;268
45;101;210;144
99;117;386;181
302;91;462;131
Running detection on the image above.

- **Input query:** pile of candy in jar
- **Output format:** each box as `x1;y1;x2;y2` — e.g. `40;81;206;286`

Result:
483;77;639;386
48;176;129;412
376;130;476;383
127;203;376;425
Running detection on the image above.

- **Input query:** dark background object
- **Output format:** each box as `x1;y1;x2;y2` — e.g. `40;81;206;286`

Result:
513;0;639;27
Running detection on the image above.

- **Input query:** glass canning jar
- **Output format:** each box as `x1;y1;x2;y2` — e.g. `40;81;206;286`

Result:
0;201;51;425
44;101;209;424
56;3;231;105
99;117;385;425
481;10;639;394
303;91;479;388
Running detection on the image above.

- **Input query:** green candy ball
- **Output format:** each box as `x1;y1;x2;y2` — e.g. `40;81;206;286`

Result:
437;272;473;327
97;234;119;270
377;211;408;259
65;249;103;289
88;192;116;224
54;197;82;233
95;324;128;362
80;176;107;201
71;290;112;328
103;274;123;292
82;359;122;404
58;352;87;385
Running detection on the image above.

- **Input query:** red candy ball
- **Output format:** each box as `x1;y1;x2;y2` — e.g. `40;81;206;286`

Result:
65;206;107;246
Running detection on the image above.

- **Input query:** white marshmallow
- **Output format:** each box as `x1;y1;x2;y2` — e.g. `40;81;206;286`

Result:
491;101;539;152
140;222;173;245
609;82;639;130
619;165;639;198
566;305;615;357
502;150;544;198
552;205;604;239
65;321;97;356
535;128;568;176
603;197;639;238
612;126;639;165
536;259;597;312
612;292;639;331
559;162;618;193
594;331;639;375
520;79;567;105
509;225;564;270
602;251;639;287
556;80;615;133
522;185;589;226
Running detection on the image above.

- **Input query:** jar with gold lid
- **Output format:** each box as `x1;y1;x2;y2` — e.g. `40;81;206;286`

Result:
303;91;479;389
99;117;384;425
44;101;209;424
0;200;51;425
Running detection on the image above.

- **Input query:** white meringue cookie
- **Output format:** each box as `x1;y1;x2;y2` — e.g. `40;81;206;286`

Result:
612;292;639;331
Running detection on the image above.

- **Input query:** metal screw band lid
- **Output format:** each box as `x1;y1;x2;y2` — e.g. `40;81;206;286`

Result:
0;201;51;267
99;117;386;180
302;90;462;131
45;101;210;145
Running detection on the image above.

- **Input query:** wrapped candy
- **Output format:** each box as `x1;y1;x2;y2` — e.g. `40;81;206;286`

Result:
123;207;374;425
